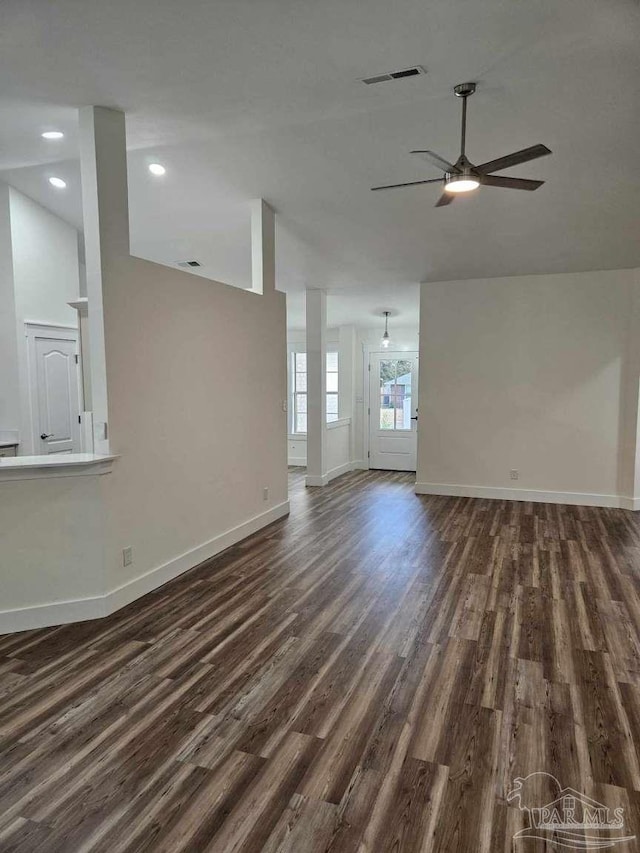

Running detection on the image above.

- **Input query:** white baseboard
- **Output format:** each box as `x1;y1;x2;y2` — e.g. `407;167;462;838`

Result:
0;595;109;635
415;481;637;510
305;474;328;487
326;461;353;482
288;456;307;466
107;500;290;614
0;500;290;634
306;460;356;488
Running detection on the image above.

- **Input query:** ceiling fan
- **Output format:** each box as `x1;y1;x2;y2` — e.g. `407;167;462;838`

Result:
372;82;552;206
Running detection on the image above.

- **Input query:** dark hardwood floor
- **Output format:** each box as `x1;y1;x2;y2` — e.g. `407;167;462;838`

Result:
2;469;640;851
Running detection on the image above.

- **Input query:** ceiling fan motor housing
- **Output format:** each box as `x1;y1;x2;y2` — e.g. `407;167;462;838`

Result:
454;82;476;98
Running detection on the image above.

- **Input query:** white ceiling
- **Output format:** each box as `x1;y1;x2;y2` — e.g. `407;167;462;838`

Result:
1;0;639;329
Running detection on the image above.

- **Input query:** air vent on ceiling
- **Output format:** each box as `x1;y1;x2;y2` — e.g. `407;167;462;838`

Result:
177;260;202;268
362;66;426;85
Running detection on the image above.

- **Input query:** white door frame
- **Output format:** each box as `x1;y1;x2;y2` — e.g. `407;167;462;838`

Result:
25;322;82;454
363;344;419;470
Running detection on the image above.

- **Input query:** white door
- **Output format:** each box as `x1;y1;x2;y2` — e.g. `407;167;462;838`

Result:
33;334;81;454
369;351;419;471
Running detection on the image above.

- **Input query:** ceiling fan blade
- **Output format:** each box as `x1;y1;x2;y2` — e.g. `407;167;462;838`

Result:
481;174;544;191
435;191;455;207
411;150;460;174
371;178;443;191
476;144;552;174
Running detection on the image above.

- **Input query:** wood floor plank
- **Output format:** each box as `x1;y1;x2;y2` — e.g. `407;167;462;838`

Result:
2;468;640;850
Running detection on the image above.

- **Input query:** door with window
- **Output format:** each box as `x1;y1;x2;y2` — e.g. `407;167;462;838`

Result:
369;352;418;471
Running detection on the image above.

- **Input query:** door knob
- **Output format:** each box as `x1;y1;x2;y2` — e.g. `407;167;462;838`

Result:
40;433;54;440
410;416;418;421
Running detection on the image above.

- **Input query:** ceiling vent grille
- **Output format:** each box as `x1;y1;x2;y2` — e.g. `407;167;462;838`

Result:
362;66;426;85
177;260;202;268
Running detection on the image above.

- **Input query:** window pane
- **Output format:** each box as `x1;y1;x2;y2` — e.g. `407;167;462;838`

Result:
379;360;393;383
380;408;394;430
296;413;307;432
378;358;412;431
326;352;338;372
295;352;307;371
326;393;338;414
295;372;307;392
296;393;307;413
326;373;338;392
396;359;412;378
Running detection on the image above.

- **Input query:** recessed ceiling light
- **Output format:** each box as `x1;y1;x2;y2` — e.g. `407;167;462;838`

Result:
41;131;64;140
48;177;67;189
148;163;166;176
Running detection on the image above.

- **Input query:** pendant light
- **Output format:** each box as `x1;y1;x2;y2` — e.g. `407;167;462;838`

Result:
381;311;391;349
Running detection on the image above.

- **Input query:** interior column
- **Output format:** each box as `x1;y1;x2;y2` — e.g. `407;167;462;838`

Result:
78;106;129;455
250;199;275;295
339;324;357;465
306;289;327;486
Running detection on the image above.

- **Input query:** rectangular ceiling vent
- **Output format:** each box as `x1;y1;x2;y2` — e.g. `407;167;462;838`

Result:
177;260;202;268
362;66;426;85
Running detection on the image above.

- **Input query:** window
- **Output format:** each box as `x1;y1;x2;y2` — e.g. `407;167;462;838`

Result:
292;352;307;434
289;350;339;433
326;351;339;423
378;358;412;430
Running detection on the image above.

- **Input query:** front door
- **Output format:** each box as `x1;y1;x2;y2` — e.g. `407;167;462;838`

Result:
33;333;81;454
369;352;419;471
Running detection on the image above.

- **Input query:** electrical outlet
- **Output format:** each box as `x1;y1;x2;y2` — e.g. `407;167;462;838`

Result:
122;546;133;567
263;487;269;501
510;469;519;481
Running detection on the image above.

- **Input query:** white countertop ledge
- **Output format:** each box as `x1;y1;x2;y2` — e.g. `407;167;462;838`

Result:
0;453;117;482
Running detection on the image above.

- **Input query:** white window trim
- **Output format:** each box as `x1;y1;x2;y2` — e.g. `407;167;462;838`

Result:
287;341;340;434
289;346;307;435
326;351;339;423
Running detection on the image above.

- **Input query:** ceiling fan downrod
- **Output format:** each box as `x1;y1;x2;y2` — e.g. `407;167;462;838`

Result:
454;82;476;159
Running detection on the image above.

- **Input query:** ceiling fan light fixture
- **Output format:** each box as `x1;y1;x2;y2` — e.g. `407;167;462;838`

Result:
444;174;479;194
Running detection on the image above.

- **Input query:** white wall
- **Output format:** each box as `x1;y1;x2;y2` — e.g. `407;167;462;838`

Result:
326;421;351;477
0;475;108;624
287;437;307;466
416;270;640;506
103;255;288;591
0;185;20;436
7;187;81;453
10;188;80;327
